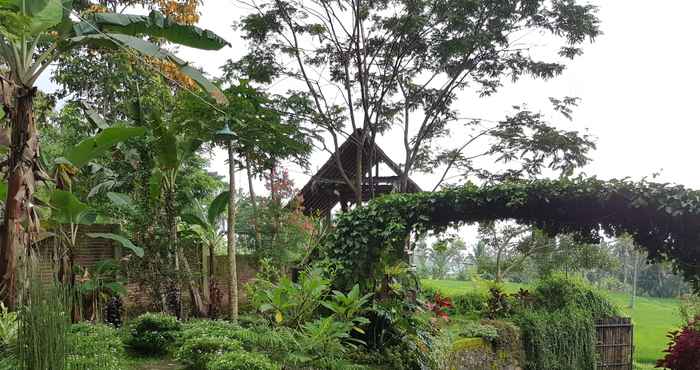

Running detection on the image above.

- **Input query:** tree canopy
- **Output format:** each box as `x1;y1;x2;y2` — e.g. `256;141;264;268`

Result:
323;177;700;291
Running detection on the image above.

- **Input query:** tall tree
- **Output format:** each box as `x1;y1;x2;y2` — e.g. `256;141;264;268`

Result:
478;222;538;283
176;81;311;320
233;0;601;202
428;237;466;280
0;1;229;306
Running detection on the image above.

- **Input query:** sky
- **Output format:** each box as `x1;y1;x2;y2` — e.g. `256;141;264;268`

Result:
34;1;700;194
163;0;700;191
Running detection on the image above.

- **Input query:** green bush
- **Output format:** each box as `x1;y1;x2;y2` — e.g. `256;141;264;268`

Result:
533;274;618;317
179;320;241;344
206;351;280;370
65;323;126;370
515;308;596;370
179;320;298;363
457;321;499;342
124;312;181;355
451;292;487;316
176;336;242;370
511;275;619;370
0;302;17;352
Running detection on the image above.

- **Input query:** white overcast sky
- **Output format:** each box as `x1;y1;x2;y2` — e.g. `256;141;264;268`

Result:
37;0;700;191
178;0;700;191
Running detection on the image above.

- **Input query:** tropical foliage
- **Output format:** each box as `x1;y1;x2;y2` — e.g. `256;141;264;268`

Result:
324;177;700;291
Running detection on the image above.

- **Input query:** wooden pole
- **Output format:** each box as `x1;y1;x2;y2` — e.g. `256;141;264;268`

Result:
227;143;239;322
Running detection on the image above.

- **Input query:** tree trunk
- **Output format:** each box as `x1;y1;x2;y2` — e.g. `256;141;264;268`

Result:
495;248;503;283
176;247;207;317
630;252;639;309
0;86;40;308
227;143;239;322
165;185;206;317
245;159;261;250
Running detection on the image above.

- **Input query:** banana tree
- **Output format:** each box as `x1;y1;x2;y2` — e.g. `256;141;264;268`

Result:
0;0;229;306
181;196;226;315
46;188;143;321
150;117;209;317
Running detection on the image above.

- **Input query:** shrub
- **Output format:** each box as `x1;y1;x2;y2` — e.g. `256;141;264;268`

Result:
124;312;181;355
457;321;499;342
176;336;242;370
451;292;487;316
533;274;618;317
17;280;70;370
180;320;299;363
206;351;280;370
0;302;17;352
179;320;241;344
656;315;700;370
679;294;700;324
65;323;126;370
515;308;596;370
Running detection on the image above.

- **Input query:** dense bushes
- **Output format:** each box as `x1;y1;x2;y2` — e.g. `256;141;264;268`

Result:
532;274;619;318
450;292;487;317
0;303;17;356
515;308;596;370
65;324;126;370
124;313;181;355
176;336;242;370
514;275;619;370
206;351;280;370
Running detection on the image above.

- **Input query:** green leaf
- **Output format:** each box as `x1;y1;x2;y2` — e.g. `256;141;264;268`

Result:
65;126;146;168
50;190;88;224
68;33;227;104
27;0;62;33
87;232;144;257
79;101;109;129
105;282;127;296
148;169;163;201
106;192;135;212
1;0;63;33
208;191;229;225
181;212;208;229
154;128;179;170
0;181;6;202
78;11;230;50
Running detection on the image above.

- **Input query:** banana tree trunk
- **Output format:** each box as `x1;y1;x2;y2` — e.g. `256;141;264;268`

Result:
176;247;207;317
227;143;238;322
165;186;206;317
0;86;40;308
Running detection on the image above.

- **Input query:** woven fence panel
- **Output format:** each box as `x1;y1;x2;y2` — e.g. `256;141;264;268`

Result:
595;317;634;370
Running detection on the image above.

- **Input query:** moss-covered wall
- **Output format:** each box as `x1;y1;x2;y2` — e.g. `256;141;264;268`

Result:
448;329;523;370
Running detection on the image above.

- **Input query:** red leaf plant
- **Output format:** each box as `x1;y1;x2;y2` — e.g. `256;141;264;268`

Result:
656;315;700;370
425;292;453;323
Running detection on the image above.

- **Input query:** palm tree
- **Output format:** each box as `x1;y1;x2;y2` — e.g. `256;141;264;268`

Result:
0;1;229;307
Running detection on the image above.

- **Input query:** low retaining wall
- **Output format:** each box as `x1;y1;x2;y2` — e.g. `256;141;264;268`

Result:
448;337;522;370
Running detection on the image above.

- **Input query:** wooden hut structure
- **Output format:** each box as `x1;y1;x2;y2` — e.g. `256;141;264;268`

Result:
292;130;421;218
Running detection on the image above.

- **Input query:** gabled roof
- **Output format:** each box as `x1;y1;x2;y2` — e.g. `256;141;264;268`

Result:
292;130;421;216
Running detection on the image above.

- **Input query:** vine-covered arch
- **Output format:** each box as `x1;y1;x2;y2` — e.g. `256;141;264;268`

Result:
322;178;700;291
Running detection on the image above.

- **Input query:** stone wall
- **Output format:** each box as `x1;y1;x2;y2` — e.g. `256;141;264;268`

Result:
448;338;522;370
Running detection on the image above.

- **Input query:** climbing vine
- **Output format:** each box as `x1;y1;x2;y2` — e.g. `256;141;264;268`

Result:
322;177;700;291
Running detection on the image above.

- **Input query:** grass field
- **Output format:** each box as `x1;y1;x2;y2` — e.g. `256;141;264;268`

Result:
422;279;682;367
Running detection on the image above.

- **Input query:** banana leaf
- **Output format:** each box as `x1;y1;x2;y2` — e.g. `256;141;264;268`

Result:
65;126;146;168
87;232;144;257
69;33;227;104
74;10;229;50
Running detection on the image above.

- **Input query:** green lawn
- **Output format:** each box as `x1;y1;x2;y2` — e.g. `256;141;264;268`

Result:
422;279;681;367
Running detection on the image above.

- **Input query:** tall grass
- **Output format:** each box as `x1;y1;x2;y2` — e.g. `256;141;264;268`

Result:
16;277;70;370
